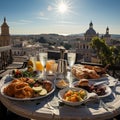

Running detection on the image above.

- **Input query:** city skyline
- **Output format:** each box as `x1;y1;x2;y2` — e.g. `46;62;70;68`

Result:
0;0;120;35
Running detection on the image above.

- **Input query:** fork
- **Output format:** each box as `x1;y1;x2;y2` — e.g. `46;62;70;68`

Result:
113;79;119;97
99;99;115;111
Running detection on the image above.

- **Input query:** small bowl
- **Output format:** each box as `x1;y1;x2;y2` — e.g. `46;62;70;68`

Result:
55;78;69;89
58;87;88;106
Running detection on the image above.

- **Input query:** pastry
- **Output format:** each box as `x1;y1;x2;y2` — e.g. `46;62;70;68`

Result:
78;79;89;86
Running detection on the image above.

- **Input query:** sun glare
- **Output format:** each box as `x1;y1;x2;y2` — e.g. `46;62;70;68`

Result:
55;0;72;15
58;2;68;14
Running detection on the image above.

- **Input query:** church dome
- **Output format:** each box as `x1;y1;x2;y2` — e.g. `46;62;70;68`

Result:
85;22;96;36
85;28;96;36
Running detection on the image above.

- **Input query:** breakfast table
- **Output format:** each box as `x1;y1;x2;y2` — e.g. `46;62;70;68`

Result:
0;71;120;120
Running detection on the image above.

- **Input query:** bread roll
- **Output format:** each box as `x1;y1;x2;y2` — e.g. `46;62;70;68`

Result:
78;79;89;86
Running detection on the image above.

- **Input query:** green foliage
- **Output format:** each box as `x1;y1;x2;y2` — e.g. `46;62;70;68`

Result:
64;43;71;50
36;37;47;43
90;37;120;66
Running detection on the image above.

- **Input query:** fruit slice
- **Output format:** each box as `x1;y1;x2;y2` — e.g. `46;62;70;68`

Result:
32;86;42;92
39;88;47;95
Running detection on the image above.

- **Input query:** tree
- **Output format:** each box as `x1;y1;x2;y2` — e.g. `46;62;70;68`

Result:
36;37;47;43
64;43;71;50
90;37;120;66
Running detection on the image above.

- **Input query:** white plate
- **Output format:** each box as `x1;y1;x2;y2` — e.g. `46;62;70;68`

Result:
72;81;112;98
0;80;55;101
99;84;112;98
58;87;88;106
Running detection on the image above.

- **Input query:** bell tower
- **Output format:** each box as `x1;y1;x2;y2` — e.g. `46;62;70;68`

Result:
0;17;13;69
0;17;10;46
103;26;111;45
106;26;109;34
1;17;9;36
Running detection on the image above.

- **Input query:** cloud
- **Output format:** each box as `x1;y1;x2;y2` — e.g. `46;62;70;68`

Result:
35;11;50;21
36;17;49;20
20;19;32;23
9;19;32;25
39;11;44;16
57;20;78;25
47;5;53;11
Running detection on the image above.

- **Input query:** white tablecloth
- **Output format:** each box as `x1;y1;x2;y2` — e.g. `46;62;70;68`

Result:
0;74;120;120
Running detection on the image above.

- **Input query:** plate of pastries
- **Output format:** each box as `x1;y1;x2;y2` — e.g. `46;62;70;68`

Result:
71;64;108;81
72;79;112;98
1;77;55;100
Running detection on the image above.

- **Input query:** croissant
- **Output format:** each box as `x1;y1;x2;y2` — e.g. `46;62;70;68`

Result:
4;79;34;98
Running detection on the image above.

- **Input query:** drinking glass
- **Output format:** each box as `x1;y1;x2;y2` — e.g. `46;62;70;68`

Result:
46;60;56;73
39;49;48;67
67;50;76;87
29;55;37;71
39;49;48;78
46;60;58;81
67;50;76;68
35;61;43;71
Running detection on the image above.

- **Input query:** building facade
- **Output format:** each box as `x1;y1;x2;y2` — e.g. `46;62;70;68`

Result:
103;27;111;45
69;22;111;63
0;17;13;70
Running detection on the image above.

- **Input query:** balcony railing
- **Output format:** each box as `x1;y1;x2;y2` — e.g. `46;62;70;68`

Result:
0;45;11;52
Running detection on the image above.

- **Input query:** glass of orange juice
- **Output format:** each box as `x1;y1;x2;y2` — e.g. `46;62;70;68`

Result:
46;60;58;74
36;61;44;71
46;60;58;81
46;60;55;71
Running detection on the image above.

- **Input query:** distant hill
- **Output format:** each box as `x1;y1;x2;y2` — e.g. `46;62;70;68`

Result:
67;33;84;37
67;33;120;39
11;33;120;42
111;34;120;39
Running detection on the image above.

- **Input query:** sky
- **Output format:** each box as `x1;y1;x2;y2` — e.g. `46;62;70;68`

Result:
0;0;120;35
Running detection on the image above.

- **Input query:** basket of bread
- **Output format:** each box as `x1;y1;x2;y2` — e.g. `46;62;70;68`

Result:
71;64;108;80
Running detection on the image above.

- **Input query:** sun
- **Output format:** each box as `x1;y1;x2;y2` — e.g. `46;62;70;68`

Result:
55;0;72;15
51;0;72;16
58;2;68;14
